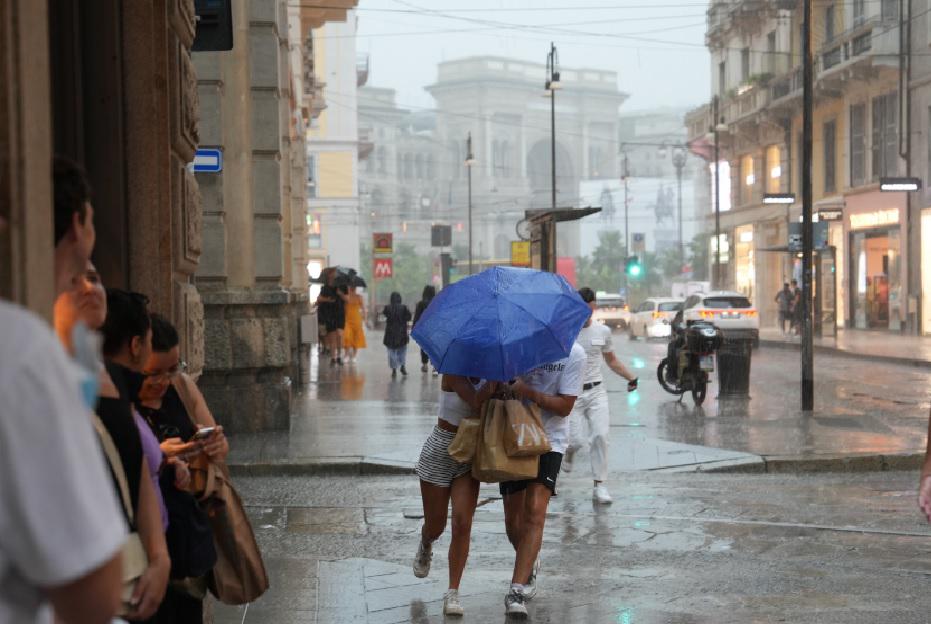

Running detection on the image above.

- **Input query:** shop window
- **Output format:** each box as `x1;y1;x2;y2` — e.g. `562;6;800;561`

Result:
872;92;898;180
765;145;781;194
740;154;755;205
823;120;836;194
850;104;866;186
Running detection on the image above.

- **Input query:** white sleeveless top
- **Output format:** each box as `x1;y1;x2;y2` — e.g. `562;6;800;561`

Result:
438;379;485;427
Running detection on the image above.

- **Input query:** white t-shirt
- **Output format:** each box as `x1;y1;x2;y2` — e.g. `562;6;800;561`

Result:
0;302;126;624
576;323;614;385
519;342;586;454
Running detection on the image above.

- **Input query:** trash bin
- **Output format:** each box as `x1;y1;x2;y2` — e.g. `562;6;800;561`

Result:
716;336;752;398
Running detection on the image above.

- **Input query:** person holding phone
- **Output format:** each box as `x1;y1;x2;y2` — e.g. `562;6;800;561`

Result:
136;314;226;623
562;288;639;504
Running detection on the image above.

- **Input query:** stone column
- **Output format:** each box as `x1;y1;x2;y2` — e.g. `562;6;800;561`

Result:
195;0;308;433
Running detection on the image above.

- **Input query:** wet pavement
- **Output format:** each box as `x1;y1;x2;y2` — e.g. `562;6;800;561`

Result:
227;330;931;472
760;326;931;368
214;470;931;623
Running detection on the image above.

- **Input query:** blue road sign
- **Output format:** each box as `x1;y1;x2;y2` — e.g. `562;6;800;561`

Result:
193;148;223;173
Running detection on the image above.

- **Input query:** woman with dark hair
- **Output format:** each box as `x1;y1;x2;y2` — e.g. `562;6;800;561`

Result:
383;292;412;378
137;314;226;623
412;285;437;374
55;270;170;621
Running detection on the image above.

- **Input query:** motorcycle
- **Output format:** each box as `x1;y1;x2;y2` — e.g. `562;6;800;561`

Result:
656;319;722;406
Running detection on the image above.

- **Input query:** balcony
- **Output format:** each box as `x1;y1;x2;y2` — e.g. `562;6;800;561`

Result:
719;81;770;127
768;66;802;110
818;17;898;84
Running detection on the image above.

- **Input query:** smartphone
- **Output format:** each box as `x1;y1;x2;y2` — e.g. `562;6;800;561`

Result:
192;426;217;440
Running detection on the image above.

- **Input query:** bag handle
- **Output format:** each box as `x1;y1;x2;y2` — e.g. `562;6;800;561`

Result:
91;415;135;524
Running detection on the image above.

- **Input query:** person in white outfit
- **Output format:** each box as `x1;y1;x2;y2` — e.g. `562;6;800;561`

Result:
564;288;639;504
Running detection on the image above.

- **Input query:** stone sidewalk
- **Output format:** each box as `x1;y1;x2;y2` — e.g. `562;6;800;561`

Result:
225;332;931;476
760;326;931;368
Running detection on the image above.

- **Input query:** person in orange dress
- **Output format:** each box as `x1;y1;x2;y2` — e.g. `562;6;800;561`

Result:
343;287;367;363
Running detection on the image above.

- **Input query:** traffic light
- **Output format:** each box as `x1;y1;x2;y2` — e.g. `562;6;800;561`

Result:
625;255;642;279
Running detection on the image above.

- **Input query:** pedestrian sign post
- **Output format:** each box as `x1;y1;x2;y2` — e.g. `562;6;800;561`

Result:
374;257;393;279
192;148;223;173
510;241;531;267
373;233;393;255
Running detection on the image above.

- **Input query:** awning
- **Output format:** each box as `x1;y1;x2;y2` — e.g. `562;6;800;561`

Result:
526;206;602;224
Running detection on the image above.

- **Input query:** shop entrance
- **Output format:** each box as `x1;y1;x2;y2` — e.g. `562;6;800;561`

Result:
849;229;901;330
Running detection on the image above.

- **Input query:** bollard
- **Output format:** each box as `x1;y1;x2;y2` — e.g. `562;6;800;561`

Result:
716;336;752;398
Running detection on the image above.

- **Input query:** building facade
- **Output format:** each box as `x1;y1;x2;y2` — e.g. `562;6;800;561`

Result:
194;0;356;432
2;1;203;365
687;0;913;333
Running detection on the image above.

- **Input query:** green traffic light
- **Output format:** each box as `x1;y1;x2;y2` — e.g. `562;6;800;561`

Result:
628;264;642;277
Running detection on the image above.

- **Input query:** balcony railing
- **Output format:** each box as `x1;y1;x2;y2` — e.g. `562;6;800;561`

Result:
818;17;881;76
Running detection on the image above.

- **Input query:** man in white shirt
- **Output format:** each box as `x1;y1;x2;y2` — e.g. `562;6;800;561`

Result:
501;341;585;617
564;288;639;504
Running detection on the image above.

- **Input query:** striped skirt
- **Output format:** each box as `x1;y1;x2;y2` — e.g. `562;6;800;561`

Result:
415;425;472;487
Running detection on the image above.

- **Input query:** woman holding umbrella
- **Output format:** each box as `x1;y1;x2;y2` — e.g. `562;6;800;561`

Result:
412;375;498;616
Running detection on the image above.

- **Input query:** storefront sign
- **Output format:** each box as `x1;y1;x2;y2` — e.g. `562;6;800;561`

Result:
510;241;531;267
788;222;829;252
817;209;843;222
373;257;393;279
373;232;393;255
850;208;899;230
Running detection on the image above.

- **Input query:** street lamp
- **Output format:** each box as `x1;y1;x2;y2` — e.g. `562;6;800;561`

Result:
671;145;687;269
545;42;561;212
466;132;475;275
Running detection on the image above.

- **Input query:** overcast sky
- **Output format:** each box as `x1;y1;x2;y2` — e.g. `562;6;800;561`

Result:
353;0;712;114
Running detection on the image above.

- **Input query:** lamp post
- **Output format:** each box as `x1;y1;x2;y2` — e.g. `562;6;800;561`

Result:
671;146;687;269
466;132;475;275
801;0;814;411
545;42;561;212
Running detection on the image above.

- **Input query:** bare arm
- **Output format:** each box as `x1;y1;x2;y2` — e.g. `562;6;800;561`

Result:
510;381;577;417
446;376;499;410
603;351;637;382
178;372;229;462
47;554;123;624
125;462;170;620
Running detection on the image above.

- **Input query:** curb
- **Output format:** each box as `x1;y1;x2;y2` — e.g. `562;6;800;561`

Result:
700;451;924;474
228;452;925;478
760;338;931;370
228;458;416;478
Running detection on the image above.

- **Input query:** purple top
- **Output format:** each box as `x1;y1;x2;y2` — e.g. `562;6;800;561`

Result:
133;409;168;531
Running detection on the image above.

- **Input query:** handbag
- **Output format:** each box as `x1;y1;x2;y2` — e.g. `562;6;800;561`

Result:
502;399;551;457
174;374;270;605
91;416;148;616
447;414;482;463
471;399;539;483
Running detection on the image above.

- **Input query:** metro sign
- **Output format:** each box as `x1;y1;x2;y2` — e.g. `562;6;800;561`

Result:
374;257;393;279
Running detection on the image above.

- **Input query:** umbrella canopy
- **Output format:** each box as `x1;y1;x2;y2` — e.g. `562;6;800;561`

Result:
411;266;591;381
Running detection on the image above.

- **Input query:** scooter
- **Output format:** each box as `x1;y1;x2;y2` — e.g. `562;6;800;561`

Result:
656;319;722;406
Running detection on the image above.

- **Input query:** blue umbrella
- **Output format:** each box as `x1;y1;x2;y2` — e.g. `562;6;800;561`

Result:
411;266;591;381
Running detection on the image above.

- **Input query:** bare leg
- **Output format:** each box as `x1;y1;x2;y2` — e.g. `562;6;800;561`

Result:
447;475;480;590
511;483;551;585
502;489;526;551
419;480;451;545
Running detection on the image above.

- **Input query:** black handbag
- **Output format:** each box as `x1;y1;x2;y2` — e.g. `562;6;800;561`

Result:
160;467;218;579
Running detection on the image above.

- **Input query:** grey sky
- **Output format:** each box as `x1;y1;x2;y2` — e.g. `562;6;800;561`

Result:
353;0;712;113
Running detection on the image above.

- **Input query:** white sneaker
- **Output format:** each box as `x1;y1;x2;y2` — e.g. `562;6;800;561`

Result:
593;484;613;504
504;588;528;618
524;558;541;600
562;448;576;474
412;539;432;578
443;589;464;616
432;368;439;377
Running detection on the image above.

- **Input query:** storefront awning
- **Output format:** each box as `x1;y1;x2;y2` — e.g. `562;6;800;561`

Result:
526;207;601;224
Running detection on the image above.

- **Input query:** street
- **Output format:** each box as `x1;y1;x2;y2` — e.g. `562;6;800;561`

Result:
216;332;931;623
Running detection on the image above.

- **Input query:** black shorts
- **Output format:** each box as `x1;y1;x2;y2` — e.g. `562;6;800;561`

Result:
325;313;345;332
499;451;563;497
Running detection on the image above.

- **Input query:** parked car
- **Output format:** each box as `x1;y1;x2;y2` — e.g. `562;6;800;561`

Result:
681;291;759;346
591;293;630;330
627;298;684;340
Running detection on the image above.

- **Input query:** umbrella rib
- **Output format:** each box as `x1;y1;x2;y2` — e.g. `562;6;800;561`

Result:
497;296;574;363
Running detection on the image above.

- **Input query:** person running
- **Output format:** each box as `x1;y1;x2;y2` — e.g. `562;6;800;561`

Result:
383;292;412;377
412;285;437;374
563;288;638;504
342;287;367;363
412;375;498;616
501;342;585;617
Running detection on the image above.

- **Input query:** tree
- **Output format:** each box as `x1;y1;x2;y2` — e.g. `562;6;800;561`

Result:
689;232;711;281
360;243;433;307
576;230;627;293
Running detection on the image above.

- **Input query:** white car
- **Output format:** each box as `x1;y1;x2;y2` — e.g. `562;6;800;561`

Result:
681;291;760;345
627;298;683;340
591;293;630;330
